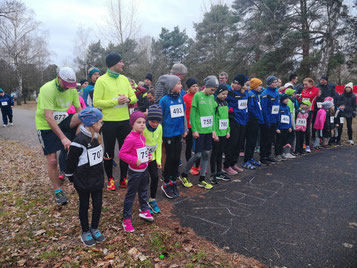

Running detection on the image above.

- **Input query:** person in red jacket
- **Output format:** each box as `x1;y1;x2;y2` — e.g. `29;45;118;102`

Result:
296;77;319;153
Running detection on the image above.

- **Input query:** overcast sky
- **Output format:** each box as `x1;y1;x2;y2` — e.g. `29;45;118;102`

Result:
23;0;233;67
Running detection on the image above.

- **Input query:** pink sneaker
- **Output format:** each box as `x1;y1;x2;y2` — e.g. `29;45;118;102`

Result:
139;210;154;222
122;218;135;232
233;164;244;172
222;166;238;176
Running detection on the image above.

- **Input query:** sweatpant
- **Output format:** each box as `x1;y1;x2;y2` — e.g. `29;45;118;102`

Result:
185;128;200;168
123;169;149;219
295;131;305;154
275;129;289;156
224;120;246;168
101;120;131;181
148;160;159;199
163;135;182;183
210;136;226;175
260;124;276;159
1;107;13;125
76;188;103;233
184;151;210;181
244;120;259;162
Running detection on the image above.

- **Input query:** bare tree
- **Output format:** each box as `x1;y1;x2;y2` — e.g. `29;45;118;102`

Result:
0;0;49;104
73;26;91;78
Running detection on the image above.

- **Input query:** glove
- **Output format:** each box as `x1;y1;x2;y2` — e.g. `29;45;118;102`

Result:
228;107;234;113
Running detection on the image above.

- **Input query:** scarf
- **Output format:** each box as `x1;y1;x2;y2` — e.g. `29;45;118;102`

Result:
107;69;120;79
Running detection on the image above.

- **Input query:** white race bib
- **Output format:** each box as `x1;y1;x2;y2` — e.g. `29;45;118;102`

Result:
200;116;213;128
113;97;128;108
316;102;322;109
238;99;248;110
271;105;279;114
87;146;103;166
170;104;184;118
330;116;334;124
137;147;149;163
258;102;262;110
1;101;7;106
219;119;228;130
53;111;69;124
296;118;307;127
302;98;310;102
340;117;344;124
129;108;135;115
281;115;290;124
146;144;157;154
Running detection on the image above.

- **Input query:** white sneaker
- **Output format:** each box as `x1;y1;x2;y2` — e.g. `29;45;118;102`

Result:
349;140;354;145
285;153;296;159
2;124;6;127
305;146;311;153
281;154;288;161
9;122;13;126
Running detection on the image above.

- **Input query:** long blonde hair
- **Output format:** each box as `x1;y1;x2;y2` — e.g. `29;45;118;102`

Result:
88;126;102;144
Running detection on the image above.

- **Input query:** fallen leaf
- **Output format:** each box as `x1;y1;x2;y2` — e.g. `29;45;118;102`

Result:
34;229;46;236
104;252;115;260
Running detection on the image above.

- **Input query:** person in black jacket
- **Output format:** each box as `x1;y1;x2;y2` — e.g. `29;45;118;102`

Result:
65;107;105;247
338;82;356;145
317;76;336;101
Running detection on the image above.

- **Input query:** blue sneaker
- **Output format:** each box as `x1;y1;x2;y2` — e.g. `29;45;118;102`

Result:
149;200;161;213
112;159;117;167
242;161;256;170
251;158;262;167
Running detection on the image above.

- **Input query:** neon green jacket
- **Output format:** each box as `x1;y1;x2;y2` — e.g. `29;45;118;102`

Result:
143;124;162;165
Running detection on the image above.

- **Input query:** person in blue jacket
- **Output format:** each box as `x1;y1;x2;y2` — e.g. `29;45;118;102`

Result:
0;88;14;127
243;78;264;170
83;67;101;106
223;74;248;176
260;76;280;165
274;94;293;161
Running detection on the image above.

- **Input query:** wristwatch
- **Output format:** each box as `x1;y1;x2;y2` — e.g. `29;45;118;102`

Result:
127;98;131;103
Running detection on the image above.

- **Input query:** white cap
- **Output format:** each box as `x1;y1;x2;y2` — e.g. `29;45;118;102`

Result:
284;82;293;88
58;67;77;88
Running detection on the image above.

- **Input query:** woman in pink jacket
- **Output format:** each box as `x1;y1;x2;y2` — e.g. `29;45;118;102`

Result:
119;111;153;232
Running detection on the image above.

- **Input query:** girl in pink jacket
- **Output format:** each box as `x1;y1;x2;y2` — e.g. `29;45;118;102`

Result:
313;101;334;148
119;111;153;232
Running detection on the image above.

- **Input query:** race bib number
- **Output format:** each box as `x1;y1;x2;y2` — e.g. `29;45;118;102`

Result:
146;144;157;154
53;111;69;124
302;98;310;102
129;108;135;115
87;146;103;166
200;116;213;128
316;102;322;109
330;116;334;124
281;115;290;124
340;117;344;124
1;101;7;106
238;99;248;110
296;118;306;127
170;104;184;118
258;102;262;110
271;105;279;114
219;119;228;130
137;147;149;163
113;97;128;108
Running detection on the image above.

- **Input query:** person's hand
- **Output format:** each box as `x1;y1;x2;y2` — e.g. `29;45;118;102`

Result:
288;128;292;133
61;137;71;150
118;94;128;105
157;164;162;169
11;106;14;108
226;133;230;139
136;159;142;166
276;129;281;134
183;132;188;138
149;154;153;161
336;124;339;127
193;131;199;139
212;131;217;140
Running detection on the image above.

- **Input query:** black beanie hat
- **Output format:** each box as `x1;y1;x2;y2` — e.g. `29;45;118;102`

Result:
106;53;122;68
321;75;328;81
186;78;198;89
145;73;153;82
147;104;162;122
280;93;289;103
233;74;247;86
80;79;88;85
217;84;229;95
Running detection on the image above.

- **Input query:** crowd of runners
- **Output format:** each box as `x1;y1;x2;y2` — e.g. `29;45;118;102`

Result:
33;52;356;246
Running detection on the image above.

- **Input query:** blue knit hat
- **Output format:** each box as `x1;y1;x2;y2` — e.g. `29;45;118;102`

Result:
88;67;100;78
266;76;278;86
0;88;3;93
78;107;103;127
106;53;122;68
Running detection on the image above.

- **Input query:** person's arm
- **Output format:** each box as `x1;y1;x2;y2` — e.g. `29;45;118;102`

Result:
65;142;83;181
261;95;269;124
93;79;118;108
44;109;71;149
118;137;137;166
156;127;162;167
301;87;318;99
127;84;137;105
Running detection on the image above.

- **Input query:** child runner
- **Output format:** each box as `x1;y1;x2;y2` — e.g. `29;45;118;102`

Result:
313;101;334;148
330;103;345;146
223;74;248;175
183;78;200;176
243;78;264;169
143;105;163;213
260;76;280;165
0;88;14;127
158;75;187;199
311;88;324;143
180;76;219;189
274;94;293;161
295;100;311;154
210;84;231;183
119;111;154;232
283;87;297;158
338;82;356;145
65;107;106;247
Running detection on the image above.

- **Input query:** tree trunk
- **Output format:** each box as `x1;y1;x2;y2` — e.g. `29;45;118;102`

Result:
300;0;311;77
16;71;22;105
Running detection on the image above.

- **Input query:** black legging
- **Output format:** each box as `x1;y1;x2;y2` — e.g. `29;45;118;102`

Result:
224;119;246;168
210;136;226;174
148;160;159;199
346;117;353;140
275;129;289;155
295;131;305;154
76;188;103;232
260;124;276;159
163;135;182;183
244;120;259;162
101;120;131;181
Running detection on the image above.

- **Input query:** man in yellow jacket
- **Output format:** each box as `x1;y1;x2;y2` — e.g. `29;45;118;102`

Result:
93;53;137;191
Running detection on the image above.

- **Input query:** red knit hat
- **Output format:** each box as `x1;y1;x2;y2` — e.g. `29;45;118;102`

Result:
129;111;146;126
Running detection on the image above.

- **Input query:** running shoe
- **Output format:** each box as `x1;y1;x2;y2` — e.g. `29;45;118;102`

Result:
233;164;244;172
171;181;180;197
161;183;175;199
119;178;128;188
55;190;68;206
305;146;311;153
198;181;213;190
9;122;13;126
210;175;219;185
266;156;277;163
250;158;262;166
222;166;238;175
149;200;161;214
216;173;231;181
81;232;96;247
122;218;135;232
349;140;354;145
90;228;106;243
139;210;154;222
190;166;199;175
179;175;193;188
107;178;116;191
242;160;256;170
